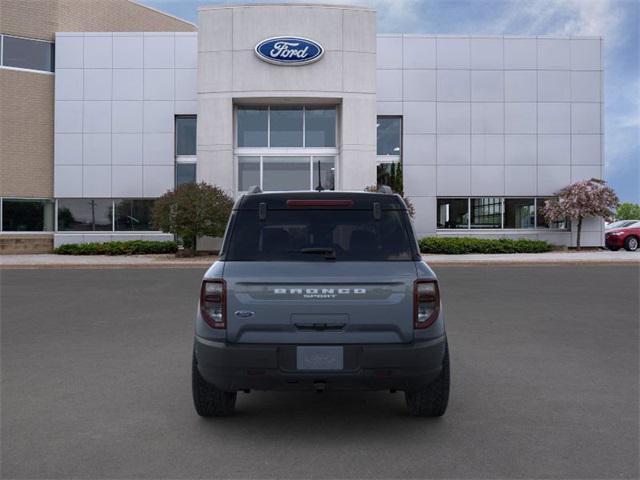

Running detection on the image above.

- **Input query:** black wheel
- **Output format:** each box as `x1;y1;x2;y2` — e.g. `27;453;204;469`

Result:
405;343;450;417
192;353;237;417
624;236;639;252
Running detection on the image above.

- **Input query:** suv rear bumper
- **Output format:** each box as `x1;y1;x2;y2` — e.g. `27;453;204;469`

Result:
194;335;447;392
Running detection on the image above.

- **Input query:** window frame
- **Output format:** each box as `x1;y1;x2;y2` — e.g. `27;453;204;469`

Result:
0;34;55;75
237;153;337;193
50;199;163;233
0;197;55;232
235;105;339;194
435;197;570;231
376;115;402;160
235;105;338;149
175;115;197;186
376;116;403;190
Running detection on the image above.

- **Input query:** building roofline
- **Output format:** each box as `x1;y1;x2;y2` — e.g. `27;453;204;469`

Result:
379;33;602;40
129;0;198;29
198;3;374;12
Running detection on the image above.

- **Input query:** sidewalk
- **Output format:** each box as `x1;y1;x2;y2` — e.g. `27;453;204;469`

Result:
1;250;639;268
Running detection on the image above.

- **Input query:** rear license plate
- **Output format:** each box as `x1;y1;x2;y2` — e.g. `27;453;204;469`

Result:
296;346;343;371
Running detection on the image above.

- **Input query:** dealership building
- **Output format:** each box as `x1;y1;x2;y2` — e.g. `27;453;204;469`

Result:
0;1;605;252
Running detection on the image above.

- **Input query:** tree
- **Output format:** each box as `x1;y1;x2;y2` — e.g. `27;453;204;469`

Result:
543;178;619;250
152;182;233;256
616;202;640;220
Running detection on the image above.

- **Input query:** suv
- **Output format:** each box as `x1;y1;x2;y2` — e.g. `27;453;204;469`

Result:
192;190;450;417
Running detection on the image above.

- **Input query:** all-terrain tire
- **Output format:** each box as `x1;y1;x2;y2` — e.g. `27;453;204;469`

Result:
624;236;638;252
192;353;237;417
405;343;450;417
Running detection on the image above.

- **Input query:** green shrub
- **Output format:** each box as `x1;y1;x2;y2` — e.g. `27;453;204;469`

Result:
418;237;553;254
54;240;178;256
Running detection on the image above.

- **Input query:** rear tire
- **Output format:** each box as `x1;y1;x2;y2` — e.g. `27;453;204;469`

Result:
192;353;237;417
405;343;450;417
624;236;638;252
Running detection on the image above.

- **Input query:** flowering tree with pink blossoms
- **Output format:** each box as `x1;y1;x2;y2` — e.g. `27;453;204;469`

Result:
543;178;619;250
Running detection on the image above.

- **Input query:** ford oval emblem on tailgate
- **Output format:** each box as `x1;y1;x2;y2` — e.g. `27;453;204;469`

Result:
235;310;255;318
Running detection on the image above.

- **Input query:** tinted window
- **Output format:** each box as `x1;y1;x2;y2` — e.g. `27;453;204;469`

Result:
114;199;155;231
537;197;568;229
471;197;502;229
2;199;53;231
238;156;260;191
377;117;401;156
312;157;335;191
237;107;268;147
176;163;196;186
504;198;535;228
57;199;112;231
262;156;309;191
270;107;303;147
2;35;54;72
305;107;336;147
175;116;196;155
437;198;468;229
225;209;415;261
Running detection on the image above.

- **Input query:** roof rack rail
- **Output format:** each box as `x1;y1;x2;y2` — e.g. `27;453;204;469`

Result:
377;185;393;194
247;185;262;194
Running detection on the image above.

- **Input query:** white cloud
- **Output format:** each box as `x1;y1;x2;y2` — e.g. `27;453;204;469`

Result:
475;0;623;44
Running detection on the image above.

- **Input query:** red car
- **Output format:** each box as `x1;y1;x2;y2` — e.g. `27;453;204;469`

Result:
605;222;640;251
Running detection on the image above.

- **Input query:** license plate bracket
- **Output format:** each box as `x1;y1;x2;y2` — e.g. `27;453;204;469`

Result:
296;346;344;371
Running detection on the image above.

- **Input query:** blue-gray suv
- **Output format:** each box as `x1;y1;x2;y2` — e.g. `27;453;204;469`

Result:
192;190;450;416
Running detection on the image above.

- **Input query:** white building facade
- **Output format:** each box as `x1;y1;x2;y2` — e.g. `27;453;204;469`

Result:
51;3;604;248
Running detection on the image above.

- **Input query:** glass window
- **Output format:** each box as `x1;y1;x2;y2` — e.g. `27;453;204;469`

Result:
437;198;469;229
305;107;336;147
57;199;112;231
471;197;502;229
114;199;155;231
176;163;196;187
238;156;260;191
225;209;414;262
504;198;535;229
2;35;54;72
263;156;309;191
312;157;335;191
270;107;303;147
175;116;196;156
237;107;268;147
2;199;53;231
377;117;401;156
377;161;405;192
536;198;569;229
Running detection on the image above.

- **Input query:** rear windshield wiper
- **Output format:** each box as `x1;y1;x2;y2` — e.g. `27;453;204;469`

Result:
295;247;337;260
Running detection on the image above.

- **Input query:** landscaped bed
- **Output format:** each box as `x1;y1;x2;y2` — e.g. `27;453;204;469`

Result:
54;240;177;255
419;237;553;254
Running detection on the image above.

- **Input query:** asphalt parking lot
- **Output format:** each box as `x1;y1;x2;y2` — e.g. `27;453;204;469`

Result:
1;265;638;479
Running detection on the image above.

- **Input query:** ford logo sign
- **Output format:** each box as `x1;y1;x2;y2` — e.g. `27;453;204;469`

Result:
255;36;324;66
234;310;255;318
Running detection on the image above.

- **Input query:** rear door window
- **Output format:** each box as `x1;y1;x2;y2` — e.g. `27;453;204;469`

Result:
225;209;415;261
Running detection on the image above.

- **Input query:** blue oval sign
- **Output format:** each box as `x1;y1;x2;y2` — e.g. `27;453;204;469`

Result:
255;37;324;66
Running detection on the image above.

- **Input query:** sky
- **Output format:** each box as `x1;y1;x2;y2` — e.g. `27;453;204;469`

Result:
141;0;639;203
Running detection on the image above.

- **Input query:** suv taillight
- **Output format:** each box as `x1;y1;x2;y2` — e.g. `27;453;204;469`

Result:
200;279;226;329
414;280;440;329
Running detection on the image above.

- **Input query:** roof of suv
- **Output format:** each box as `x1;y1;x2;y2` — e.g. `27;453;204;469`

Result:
235;191;407;210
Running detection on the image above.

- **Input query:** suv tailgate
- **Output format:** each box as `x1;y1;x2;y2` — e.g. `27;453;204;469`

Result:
223;261;417;344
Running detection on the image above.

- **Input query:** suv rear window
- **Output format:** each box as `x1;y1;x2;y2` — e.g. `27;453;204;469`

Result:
223;209;416;261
